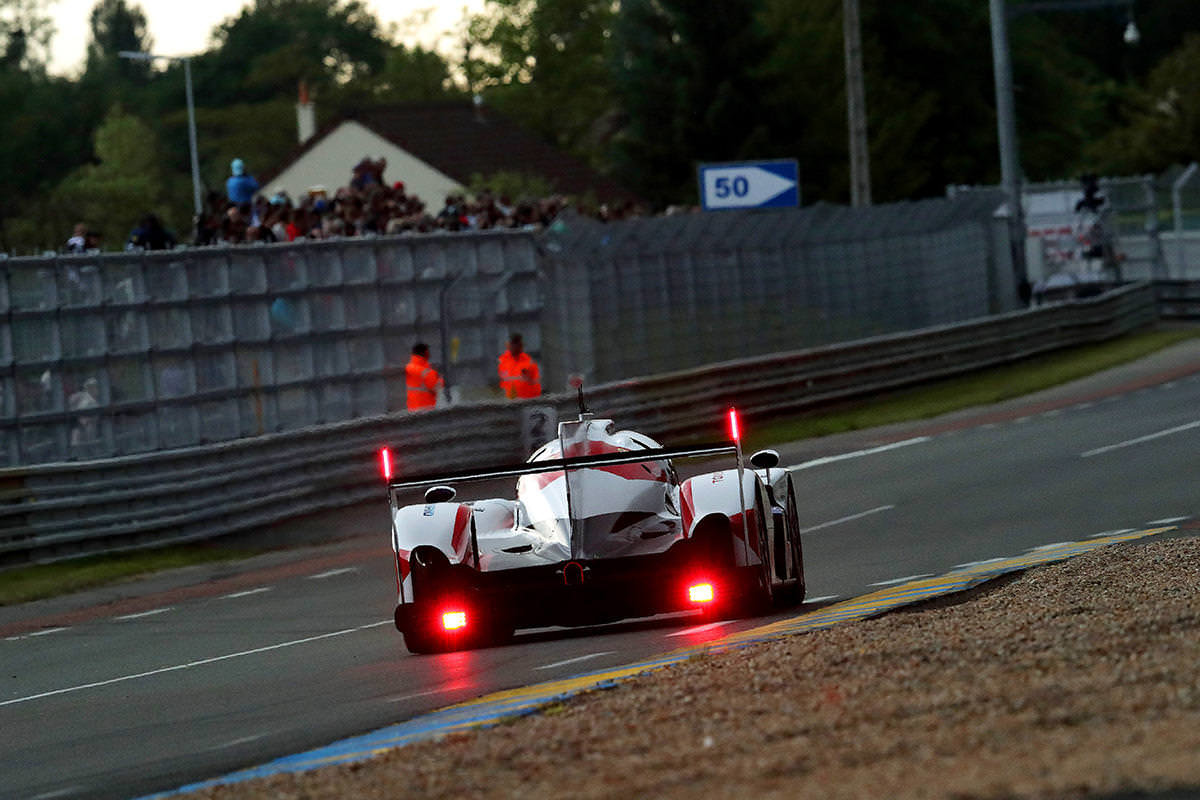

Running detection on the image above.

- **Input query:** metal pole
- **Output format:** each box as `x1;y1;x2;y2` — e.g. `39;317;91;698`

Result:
989;0;1029;299
843;0;871;207
1172;162;1198;278
183;57;203;217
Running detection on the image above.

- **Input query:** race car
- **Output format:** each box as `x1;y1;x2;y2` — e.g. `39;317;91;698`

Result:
380;405;805;654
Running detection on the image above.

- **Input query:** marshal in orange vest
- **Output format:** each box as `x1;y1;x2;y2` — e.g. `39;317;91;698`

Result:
497;334;541;399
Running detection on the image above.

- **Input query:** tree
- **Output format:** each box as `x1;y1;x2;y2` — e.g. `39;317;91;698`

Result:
84;0;152;81
467;0;616;162
0;0;54;74
202;0;389;107
755;0;1105;203
328;43;456;111
1086;34;1200;174
48;106;186;250
609;0;770;206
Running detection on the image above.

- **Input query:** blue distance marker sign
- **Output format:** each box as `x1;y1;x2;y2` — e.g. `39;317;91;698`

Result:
698;159;799;211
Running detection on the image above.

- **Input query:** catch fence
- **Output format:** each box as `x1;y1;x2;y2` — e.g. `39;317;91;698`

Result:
0;234;540;467
539;194;1015;390
2;192;1023;468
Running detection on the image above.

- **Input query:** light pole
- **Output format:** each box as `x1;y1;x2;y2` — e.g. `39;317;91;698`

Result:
989;0;1138;302
118;50;203;217
843;0;871;207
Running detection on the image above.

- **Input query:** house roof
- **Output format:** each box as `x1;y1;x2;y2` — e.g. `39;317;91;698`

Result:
266;102;637;205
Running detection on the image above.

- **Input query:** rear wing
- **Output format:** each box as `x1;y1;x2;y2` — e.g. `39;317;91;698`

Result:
381;442;740;492
380;407;751;565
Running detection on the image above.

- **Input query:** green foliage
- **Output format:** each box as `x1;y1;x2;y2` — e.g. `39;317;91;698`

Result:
609;0;769;206
1085;33;1200;175
0;543;262;606
328;43;459;111
369;44;455;102
85;0;152;76
0;0;55;73
467;0;616;163
5;0;1200;248
46;106;187;250
187;99;296;197
467;170;557;202
203;0;389;106
0;74;95;251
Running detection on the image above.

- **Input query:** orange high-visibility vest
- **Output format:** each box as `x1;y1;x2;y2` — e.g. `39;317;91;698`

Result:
498;351;541;399
405;355;441;410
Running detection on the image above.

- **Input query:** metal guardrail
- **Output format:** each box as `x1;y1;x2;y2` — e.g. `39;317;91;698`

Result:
0;283;1159;568
559;281;1159;442
1153;280;1200;320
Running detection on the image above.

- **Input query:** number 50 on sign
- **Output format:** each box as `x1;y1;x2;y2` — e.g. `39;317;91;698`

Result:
698;160;800;211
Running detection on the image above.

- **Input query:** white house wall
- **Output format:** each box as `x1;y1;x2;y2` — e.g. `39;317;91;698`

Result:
263;121;462;210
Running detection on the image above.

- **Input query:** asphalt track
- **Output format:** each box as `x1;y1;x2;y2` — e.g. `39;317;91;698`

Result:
2;339;1199;800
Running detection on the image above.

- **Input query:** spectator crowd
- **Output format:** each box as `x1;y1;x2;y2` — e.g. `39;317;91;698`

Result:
66;156;648;254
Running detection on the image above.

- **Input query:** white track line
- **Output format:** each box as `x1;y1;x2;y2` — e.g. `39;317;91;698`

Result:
28;627;69;637
208;733;267;752
387;688;451;703
1081;420;1200;458
1146;517;1187;525
800;505;895;534
788;437;929;472
953;557;1008;569
804;594;841;604
1089;529;1134;538
115;608;173;621
534;652;615;671
666;621;735;638
221;587;272;599
868;574;933;587
307;568;359;580
0;620;391;708
30;787;86;800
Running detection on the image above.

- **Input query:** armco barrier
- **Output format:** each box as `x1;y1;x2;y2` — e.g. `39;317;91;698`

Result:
1154;279;1200;320
565;281;1159;441
0;283;1157;568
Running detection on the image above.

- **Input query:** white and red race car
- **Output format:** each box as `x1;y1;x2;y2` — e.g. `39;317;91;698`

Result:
380;406;805;653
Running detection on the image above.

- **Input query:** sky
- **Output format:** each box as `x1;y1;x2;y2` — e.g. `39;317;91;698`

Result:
47;0;485;76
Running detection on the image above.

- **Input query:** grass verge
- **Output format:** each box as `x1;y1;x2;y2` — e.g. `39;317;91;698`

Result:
0;545;261;607
2;325;1197;607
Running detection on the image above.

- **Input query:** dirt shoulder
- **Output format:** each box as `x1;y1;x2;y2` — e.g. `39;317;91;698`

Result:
184;534;1200;800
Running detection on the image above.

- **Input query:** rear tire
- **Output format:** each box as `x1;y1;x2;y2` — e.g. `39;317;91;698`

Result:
402;622;443;655
776;476;806;606
737;486;775;616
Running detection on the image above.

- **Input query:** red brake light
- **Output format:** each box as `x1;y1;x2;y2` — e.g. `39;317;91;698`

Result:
441;610;467;631
688;582;715;604
379;447;393;481
727;408;741;443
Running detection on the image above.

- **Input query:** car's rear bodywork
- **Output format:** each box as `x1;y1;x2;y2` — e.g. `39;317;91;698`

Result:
382;411;804;653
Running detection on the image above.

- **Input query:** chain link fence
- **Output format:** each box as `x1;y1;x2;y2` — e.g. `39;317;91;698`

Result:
2;192;1024;468
1;233;540;467
539;194;1014;389
952;173;1188;286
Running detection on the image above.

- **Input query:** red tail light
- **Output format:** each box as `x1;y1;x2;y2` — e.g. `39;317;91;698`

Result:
727;408;741;443
441;610;467;631
379;447;393;481
688;582;715;604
